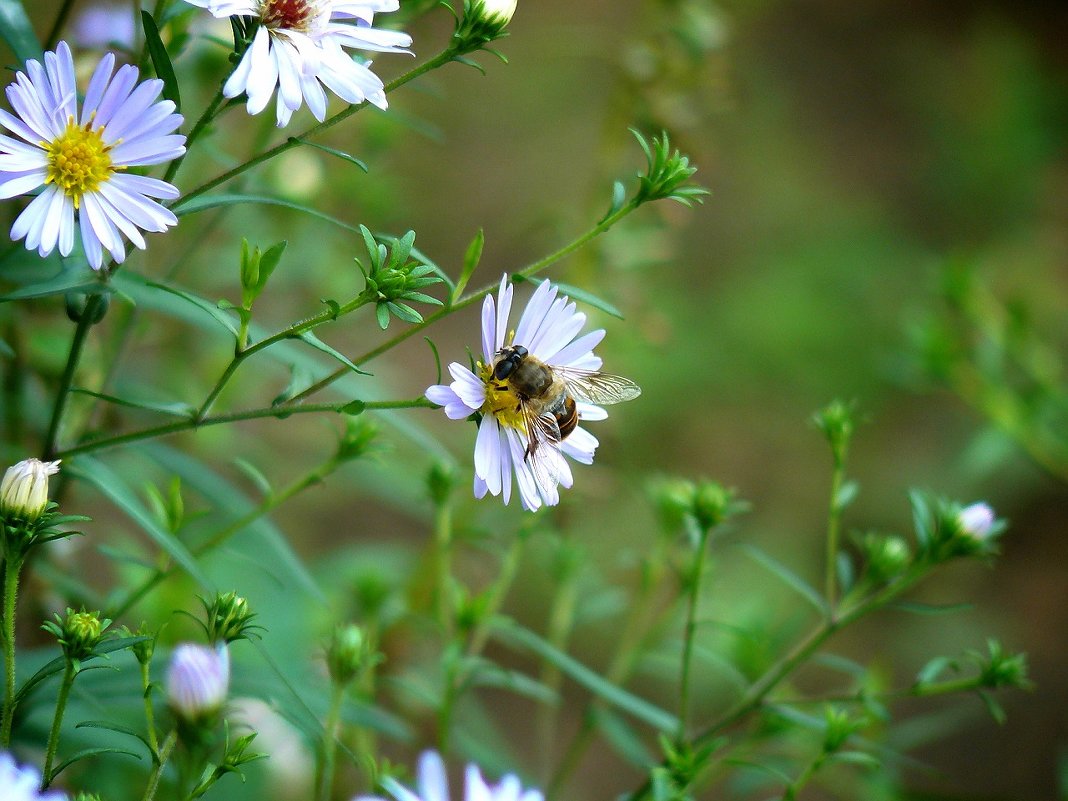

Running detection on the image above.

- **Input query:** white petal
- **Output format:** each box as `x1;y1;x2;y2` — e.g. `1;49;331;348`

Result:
474;417;502;495
549;329;605;368
576;402;607;421
81;51;116;123
494;274;512;350
0;170;46;199
493;775;522;801
224;43;257;99
560;426;597;464
417;752;449;801
513;278;557;347
78;206;104;269
464;765;492;801
448;363;486;409
481;292;495;362
93;64;139;129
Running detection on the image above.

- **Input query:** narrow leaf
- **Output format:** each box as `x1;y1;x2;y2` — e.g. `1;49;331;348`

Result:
297;331;369;375
69;459;212;591
494;621;679;732
71;387;195;419
287;138;368;172
141;11;181;110
530;278;623;319
0;0;41;65
15;637;151;704
0;270;108;301
452;228;484;303
739;543;828;615
51;747;142;778
145;282;238;337
76;720;154;753
891;601;973;616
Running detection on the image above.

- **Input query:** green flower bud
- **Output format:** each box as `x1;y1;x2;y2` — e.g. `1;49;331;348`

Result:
822;706;860;753
474;0;516;27
651;477;696;533
692;481;733;531
860;532;911;581
203;591;258;644
121;622;156;666
44;608;112;663
427;460;457;507
326;623;367;687
0;458;59;523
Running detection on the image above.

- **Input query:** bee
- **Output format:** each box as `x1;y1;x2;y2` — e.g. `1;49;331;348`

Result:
490;344;641;483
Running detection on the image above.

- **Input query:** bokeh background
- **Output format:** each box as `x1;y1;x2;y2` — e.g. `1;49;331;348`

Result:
5;0;1068;798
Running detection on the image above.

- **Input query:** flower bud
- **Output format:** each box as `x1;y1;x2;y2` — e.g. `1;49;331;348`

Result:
958;502;996;541
475;0;516;26
43;608;111;663
167;643;231;722
692;481;733;531
326;624;367;687
860;532;911;581
204;591;258;644
0;458;59;523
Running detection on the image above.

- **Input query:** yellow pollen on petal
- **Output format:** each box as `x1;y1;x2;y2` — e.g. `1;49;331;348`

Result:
477;361;526;432
44;117;114;209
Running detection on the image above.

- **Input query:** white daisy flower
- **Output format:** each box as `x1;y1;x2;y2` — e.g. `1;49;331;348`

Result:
354;750;542;801
185;0;412;127
427;275;639;511
0;752;67;801
0;41;185;270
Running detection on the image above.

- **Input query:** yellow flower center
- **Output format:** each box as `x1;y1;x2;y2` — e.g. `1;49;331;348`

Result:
478;361;526;432
45;118;114;208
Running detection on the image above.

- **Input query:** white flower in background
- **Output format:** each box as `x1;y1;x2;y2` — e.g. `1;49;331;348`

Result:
0;458;60;522
354;750;542;801
73;4;138;50
184;0;412;127
958;501;996;541
0;752;67;801
0;42;185;270
427;275;640;511
167;643;231;720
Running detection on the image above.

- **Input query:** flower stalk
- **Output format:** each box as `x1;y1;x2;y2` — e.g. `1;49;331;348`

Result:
0;554;21;747
41;661;76;787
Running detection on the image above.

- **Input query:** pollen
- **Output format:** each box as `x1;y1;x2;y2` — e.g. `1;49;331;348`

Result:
44;118;114;207
260;0;318;30
478;362;526;432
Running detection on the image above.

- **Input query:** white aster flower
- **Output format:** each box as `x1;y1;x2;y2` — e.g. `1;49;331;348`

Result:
355;750;542;801
167;642;231;721
186;0;412;127
427;275;621;511
958;501;996;541
0;752;67;801
0;41;185;270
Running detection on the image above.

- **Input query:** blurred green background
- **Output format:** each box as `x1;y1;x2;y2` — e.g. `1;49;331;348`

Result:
5;0;1068;798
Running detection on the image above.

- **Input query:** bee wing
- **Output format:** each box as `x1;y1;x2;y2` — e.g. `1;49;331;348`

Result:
520;404;569;495
551;366;642;406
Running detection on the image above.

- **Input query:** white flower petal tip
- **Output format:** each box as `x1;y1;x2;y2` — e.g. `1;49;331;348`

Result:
0;750;69;801
352;751;539;801
428;275;640;511
0;42;184;270
186;0;410;127
166;642;230;720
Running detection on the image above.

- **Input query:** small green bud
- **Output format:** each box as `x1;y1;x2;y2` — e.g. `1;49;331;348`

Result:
976;639;1029;689
427;461;457;507
121;622;156;665
692;481;733;531
822;706;860;753
336;417;380;462
812;399;856;466
860;532;911;581
203;591;258;645
326;624;367;687
650;477;696;533
0;458;59;523
938;500;1003;558
44;608;112;663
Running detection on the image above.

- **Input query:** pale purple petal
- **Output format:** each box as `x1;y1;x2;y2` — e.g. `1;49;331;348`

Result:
550;329;605;368
417;751;449;801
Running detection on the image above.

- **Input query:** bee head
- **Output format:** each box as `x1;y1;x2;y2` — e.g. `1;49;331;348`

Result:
493;345;528;380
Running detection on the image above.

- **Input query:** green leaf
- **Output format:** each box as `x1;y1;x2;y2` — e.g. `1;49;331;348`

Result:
271;361;316;406
592;707;657;768
891;601;973;616
339;400;365;415
141;11;181;111
529;278;624;319
145;281;239;337
916;655;956;685
232;458;273;498
494;621;679;732
297;331;369;375
257;241;287;291
69;458;213;591
738;543;828;616
0;269;108;301
51;747;142;779
76;719;154;753
287;138;368;172
601;180;627;222
978;690;1006;725
141;443;324;603
375;303;390;330
15;637;151;704
827;750;881;769
0;0;42;65
386;300;423;324
452;228;484;304
173;194;361;236
71;387;196;419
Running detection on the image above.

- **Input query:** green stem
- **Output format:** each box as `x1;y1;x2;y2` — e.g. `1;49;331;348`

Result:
0;555;22;748
45;296;102;460
536;552;580;776
433;499;454;629
824;456;845;611
781;753;826;801
677;525;712;740
316;683;345;801
172;46;459;212
142;729;177;801
45;0;79;50
291;199;642;403
55;397;430;460
141;660;160;757
41;661;76;788
108;455;340;619
195;294;373;421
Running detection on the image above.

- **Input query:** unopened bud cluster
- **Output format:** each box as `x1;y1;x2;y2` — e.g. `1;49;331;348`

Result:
43;608;111;664
203;591;259;644
453;0;517;52
326;623;371;687
651;477;744;534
